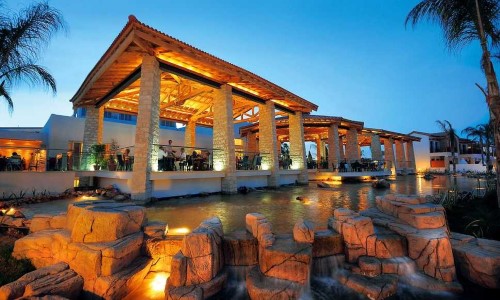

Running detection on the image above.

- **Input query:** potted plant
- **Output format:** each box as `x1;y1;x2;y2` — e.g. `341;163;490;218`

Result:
90;144;106;170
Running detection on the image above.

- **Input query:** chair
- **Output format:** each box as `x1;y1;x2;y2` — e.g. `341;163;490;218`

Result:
186;155;193;171
117;155;125;171
255;155;262;170
241;155;249;170
7;157;22;171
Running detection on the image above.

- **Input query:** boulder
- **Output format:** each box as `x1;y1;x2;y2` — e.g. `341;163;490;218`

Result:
337;271;398;300
165;285;202;300
342;216;374;263
142;236;183;272
143;221;167;239
0;262;82;300
29;214;52;233
258;235;312;284
69;202;145;243
358;256;381;277
317;182;330;188
13;229;71;268
451;232;500;289
293;219;315;243
246;266;302;300
312;229;343;258
366;228;407;259
223;230;258;266
245;213;266;235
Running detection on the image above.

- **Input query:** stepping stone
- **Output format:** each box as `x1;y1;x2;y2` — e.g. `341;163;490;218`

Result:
246;266;302;300
337;270;398;300
223;230;258;266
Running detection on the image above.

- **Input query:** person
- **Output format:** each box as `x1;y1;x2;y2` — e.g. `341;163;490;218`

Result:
175;147;187;170
165;140;175;170
124;148;131;171
158;146;167;171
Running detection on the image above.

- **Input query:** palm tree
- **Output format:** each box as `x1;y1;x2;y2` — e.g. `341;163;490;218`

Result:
437;120;458;174
463;124;487;165
0;1;65;113
406;0;500;205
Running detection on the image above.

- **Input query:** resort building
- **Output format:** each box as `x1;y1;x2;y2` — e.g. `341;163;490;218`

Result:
410;131;495;173
0;16;420;201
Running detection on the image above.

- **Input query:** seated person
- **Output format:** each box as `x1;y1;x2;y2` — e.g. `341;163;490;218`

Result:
175;147;187;170
123;148;131;170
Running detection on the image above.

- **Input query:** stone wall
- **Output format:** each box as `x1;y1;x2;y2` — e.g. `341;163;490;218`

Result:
12;193;498;299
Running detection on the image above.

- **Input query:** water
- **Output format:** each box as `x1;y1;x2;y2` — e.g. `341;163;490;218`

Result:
146;175;486;234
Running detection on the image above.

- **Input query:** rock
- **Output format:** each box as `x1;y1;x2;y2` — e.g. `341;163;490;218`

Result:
342;216;374;263
169;252;188;287
69;202;145;243
317;182;330;188
165;285;202;300
451;233;500;289
358;256;381;277
246;266;302;300
143;236;183;272
258;235;312;284
366;228;407;259
30;214;52;233
13;229;71;268
337;271;398;300
143;221;167;239
0;262;82;300
380;257;416;275
49;214;67;229
399;211;446;229
113;194;127;201
312;229;343;257
23;269;83;299
223;230;258;266
372;179;390;189
245;213;266;236
293;219;315;243
13;210;25;218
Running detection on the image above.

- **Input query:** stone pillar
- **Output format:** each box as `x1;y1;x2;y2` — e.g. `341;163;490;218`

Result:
130;55;160;203
346;128;360;162
395;139;406;172
370;134;383;161
212;85;237;193
82;105;104;170
383;138;395;173
247;132;258;155
328;124;341;170
340;143;346;160
258;101;279;187
184;120;196;149
316;136;322;167
289;112;308;184
405;141;416;173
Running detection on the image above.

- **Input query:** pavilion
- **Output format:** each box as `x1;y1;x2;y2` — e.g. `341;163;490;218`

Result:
70;16;318;202
240;115;420;175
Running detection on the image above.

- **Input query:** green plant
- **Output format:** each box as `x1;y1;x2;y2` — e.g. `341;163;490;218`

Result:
0;244;35;285
90;144;106;168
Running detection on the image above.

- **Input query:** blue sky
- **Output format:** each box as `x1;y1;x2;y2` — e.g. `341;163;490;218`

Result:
0;0;493;136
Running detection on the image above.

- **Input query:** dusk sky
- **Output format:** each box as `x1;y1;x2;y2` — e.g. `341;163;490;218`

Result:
0;0;494;136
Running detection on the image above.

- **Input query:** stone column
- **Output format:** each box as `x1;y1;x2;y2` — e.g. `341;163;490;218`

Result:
405;141;416;173
289;112;308;183
340;143;346;160
130;55;160;203
316;136;322;167
383;138;395;173
212;84;237;193
346;128;360;162
328;123;341;170
247;132;258;156
395;139;407;172
259;101;279;187
184;120;196;149
82;105;104;170
370;134;383;161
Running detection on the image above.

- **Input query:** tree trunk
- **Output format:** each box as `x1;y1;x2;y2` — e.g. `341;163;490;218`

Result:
475;0;500;208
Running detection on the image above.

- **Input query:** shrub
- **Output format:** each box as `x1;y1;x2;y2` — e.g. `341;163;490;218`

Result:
0;244;34;285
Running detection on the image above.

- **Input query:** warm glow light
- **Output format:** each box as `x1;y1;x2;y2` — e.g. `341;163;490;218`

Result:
150;273;168;293
6;208;16;216
228;82;260;96
1;209;7;214
261;163;270;170
168;227;191;235
291;162;301;170
213;161;224;171
332;176;342;181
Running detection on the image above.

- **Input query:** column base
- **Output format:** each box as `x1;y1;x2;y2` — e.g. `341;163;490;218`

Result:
297;170;309;185
222;176;237;194
267;174;280;188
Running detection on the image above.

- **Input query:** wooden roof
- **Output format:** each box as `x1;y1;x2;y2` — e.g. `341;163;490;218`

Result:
70;16;318;127
240;116;420;144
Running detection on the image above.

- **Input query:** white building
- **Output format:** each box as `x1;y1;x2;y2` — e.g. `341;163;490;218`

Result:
410;131;494;173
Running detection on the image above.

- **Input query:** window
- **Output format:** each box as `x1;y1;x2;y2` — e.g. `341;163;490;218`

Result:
160;119;175;128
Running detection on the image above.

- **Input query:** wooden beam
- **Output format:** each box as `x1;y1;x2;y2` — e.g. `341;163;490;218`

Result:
161;89;211;109
95;66;141;108
158;61;221;88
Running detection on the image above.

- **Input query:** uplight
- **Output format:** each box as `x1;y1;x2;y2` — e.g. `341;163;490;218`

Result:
168;227;191;235
150;273;168;293
213;161;224;171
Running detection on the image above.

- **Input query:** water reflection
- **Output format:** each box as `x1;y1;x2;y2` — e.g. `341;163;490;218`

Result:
146;175;487;234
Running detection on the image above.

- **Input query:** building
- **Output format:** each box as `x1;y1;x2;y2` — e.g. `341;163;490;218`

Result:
410;131;495;173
